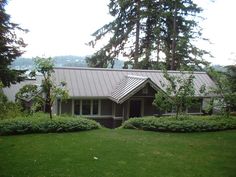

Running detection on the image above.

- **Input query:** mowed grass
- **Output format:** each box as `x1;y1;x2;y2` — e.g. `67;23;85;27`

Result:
0;129;236;177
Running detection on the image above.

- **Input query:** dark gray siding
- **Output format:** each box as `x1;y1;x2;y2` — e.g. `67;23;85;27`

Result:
101;99;113;115
115;103;123;117
143;98;159;116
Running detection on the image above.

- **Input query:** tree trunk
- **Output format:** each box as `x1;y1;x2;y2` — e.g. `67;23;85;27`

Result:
171;0;177;70
156;0;162;68
45;87;52;119
49;107;52;119
133;0;140;69
144;17;152;69
176;105;180;119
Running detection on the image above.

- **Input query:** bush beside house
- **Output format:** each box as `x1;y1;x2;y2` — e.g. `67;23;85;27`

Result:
0;113;101;135
122;116;236;132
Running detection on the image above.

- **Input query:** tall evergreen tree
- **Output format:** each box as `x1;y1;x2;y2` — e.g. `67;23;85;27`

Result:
88;0;210;70
87;0;142;68
0;0;27;87
161;0;210;70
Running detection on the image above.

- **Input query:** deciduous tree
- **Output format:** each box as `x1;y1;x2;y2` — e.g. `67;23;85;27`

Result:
29;57;69;119
153;69;205;118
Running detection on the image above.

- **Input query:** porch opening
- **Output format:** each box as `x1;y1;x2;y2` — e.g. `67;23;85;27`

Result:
129;100;142;118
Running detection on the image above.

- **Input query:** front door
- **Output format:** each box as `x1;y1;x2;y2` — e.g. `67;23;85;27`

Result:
129;100;142;118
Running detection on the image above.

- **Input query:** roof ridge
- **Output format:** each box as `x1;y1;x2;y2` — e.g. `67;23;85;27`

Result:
126;75;148;79
53;67;206;74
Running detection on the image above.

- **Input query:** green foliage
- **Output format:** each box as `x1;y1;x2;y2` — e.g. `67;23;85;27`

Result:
122;116;236;132
15;84;43;114
0;102;23;120
207;66;236;117
88;0;209;70
29;57;69;118
0;113;101;135
153;70;201;119
0;0;28;87
0;82;23;119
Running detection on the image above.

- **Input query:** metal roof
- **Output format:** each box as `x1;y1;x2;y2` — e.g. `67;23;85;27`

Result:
109;75;158;103
53;67;216;100
2;79;37;102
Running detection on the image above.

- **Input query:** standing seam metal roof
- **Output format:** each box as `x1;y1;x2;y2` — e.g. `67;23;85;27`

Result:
53;67;216;99
109;75;149;103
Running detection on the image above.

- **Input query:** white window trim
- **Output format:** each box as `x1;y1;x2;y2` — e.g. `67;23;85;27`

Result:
71;99;74;115
73;99;100;116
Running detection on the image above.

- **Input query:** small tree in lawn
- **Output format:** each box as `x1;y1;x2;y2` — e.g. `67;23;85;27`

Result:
31;57;69;119
15;84;43;114
153;70;204;119
207;66;236;117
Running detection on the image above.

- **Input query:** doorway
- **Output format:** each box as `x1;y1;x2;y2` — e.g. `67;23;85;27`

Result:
129;100;142;118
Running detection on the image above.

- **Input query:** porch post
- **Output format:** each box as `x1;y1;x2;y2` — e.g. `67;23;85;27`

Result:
71;99;74;116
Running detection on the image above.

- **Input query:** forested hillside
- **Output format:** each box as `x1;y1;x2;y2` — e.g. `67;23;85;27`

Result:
11;56;124;70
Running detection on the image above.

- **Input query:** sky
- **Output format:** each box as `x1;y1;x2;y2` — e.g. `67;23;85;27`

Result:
5;0;236;66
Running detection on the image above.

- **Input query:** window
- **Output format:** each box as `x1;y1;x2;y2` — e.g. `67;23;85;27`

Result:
188;99;202;113
82;100;91;115
74;100;80;115
74;99;99;116
92;100;99;115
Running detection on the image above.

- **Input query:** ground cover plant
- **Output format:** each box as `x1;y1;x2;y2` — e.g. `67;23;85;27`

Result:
0;113;101;135
0;129;236;177
122;115;236;132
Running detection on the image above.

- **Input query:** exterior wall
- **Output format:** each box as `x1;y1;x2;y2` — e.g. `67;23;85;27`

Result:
143;97;159;116
123;101;129;120
52;100;58;115
56;86;204;128
134;84;156;97
101;99;112;115
90;118;122;128
61;99;72;115
126;84;158;118
115;103;123;117
187;99;202;113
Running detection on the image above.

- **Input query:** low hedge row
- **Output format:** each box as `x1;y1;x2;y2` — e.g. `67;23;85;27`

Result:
0;115;101;135
122;116;236;132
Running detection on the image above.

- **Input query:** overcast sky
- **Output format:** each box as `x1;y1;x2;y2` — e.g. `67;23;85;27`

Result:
6;0;236;66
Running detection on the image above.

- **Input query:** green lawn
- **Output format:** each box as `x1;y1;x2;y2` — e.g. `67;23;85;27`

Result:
0;129;236;177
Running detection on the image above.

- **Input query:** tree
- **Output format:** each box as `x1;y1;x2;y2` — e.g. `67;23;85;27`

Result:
153;69;205;119
207;66;236;117
0;0;28;87
87;0;144;69
160;0;210;70
88;0;209;70
30;57;69;119
0;81;22;119
15;84;43;114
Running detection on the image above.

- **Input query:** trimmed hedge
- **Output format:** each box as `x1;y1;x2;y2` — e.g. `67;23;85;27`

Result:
122;116;236;132
0;115;101;135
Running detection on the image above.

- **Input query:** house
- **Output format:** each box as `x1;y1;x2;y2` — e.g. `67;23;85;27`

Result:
2;67;216;128
50;67;216;128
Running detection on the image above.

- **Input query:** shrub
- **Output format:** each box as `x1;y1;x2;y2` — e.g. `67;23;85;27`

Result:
0;114;101;135
0;102;23;120
122;116;236;133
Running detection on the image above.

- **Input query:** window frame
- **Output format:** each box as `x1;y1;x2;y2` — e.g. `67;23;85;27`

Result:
74;99;100;116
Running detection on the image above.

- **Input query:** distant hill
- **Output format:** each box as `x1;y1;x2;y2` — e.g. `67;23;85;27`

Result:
11;56;124;70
